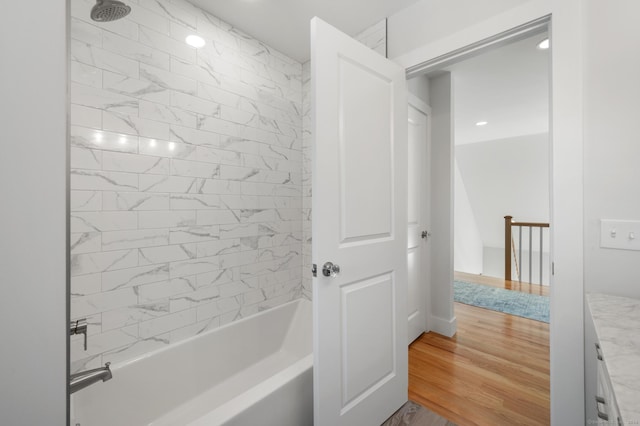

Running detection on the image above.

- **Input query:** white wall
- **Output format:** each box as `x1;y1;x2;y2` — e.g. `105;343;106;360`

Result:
387;0;530;58
583;0;640;298
0;1;68;425
456;133;550;249
454;160;483;274
428;73;456;336
389;1;587;424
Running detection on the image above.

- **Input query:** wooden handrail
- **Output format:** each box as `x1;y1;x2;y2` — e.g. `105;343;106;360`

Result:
504;216;512;282
510;221;549;228
504;215;550;283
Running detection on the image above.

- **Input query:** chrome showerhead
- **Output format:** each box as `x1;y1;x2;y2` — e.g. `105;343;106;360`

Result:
90;0;131;22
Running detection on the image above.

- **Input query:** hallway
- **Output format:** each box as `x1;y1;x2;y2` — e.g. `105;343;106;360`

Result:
409;274;550;425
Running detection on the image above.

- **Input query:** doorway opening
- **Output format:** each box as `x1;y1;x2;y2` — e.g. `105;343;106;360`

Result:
405;20;551;425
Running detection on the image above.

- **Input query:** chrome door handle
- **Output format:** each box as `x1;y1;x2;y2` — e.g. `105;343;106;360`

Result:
322;262;340;277
421;230;431;239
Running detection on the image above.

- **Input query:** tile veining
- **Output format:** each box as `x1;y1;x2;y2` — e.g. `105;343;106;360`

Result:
70;0;304;371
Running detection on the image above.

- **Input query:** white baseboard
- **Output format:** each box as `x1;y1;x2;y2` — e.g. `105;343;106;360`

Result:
429;314;457;337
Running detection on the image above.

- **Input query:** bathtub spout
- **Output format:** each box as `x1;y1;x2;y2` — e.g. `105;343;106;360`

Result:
70;362;112;394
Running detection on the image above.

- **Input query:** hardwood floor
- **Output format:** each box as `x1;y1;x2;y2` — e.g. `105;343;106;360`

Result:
409;273;550;426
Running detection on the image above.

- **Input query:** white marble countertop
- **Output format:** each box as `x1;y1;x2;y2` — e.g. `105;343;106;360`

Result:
587;293;640;425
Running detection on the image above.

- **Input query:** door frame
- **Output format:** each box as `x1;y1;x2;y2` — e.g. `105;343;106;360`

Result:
393;4;585;424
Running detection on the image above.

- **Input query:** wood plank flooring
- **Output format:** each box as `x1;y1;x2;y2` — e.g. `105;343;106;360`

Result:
409;274;550;426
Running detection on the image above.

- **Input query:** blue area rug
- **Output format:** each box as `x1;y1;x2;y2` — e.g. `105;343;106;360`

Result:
454;280;550;323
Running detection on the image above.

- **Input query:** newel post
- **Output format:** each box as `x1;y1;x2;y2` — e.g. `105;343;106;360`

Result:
504;216;513;281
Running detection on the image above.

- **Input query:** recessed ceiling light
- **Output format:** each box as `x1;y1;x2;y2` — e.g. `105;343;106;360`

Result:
475;121;488;126
537;38;550;50
185;35;206;49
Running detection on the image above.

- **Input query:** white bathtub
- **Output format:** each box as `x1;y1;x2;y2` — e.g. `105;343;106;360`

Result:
72;299;313;426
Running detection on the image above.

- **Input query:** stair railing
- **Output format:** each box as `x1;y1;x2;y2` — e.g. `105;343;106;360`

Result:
504;215;550;284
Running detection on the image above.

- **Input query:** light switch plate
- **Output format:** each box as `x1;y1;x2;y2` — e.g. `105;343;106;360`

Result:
600;219;640;251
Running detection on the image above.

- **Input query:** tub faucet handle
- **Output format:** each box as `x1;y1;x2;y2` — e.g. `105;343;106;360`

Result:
70;319;88;351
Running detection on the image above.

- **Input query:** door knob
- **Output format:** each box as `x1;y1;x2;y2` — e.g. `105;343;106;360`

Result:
322;262;340;277
421;230;431;239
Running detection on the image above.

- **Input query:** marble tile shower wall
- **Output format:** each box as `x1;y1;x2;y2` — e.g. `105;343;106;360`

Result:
69;0;303;371
301;20;387;299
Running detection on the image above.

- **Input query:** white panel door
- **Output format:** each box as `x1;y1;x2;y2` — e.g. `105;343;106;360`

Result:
311;17;408;426
407;95;431;344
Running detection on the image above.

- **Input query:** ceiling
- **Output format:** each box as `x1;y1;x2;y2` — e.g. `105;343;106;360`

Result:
444;32;550;145
187;0;420;62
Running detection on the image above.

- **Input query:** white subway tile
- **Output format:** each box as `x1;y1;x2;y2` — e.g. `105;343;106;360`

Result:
196;239;241;257
128;3;171;35
71;147;102;170
219;223;259;239
139;137;198;160
170;255;219;278
139;100;197;127
169;225;219;244
171;91;220;116
139;308;197;338
71;211;138;233
71;126;139;153
103;31;171;70
102;71;170;104
102;192;170;211
72;82;139;115
70;104;102;128
195;209;237;226
140;63;197;95
71;61;103;89
71;273;102;296
138;244;197;265
71;287;137;318
102;151;170;174
196;269;235;288
138;210;196;228
102;302;170;331
137;276;197;304
169;194;221;210
139;26;195;62
170;158;218;178
195;296;239;321
102;229;169;250
71;232;102;255
169;283;221;311
139;174;199;193
219;250;259;269
71;17;102;46
169;125;219;147
71;169;138;192
71;39;139;78
102;263;170;291
71;190;103;212
143;0;197;30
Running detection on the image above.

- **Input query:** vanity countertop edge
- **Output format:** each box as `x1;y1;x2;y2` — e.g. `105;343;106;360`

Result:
587;292;640;425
